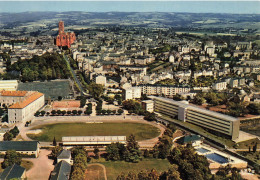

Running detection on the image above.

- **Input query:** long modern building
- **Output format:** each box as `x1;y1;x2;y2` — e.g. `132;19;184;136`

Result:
149;96;240;140
62;136;127;146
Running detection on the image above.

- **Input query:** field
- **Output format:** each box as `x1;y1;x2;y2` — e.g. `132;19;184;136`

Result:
28;122;161;142
18;80;72;100
85;164;106;180
102;159;170;180
99;158;171;180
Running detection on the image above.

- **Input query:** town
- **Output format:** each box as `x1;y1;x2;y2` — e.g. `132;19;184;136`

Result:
0;9;259;180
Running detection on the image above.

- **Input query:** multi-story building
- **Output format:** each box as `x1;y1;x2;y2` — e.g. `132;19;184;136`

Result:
122;87;141;100
0;80;18;91
139;84;190;97
212;81;227;91
149;96;239;140
0;90;44;124
141;100;154;112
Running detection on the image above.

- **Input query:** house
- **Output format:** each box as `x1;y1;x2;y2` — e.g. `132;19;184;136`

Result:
0;141;40;157
0;164;26;180
57;149;72;164
177;135;202;147
50;160;71;180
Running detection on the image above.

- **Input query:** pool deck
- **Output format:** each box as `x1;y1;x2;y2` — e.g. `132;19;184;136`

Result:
195;144;248;169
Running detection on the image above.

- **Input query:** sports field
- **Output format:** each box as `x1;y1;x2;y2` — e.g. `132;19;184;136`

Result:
18;80;72;100
28;122;161;142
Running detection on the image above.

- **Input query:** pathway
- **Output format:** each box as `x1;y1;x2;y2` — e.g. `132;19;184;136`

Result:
25;149;54;180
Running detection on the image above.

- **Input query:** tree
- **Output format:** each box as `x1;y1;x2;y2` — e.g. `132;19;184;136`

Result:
93;147;100;159
71;167;85;180
191;94;205;105
107;109;112;115
2;150;22;169
67;110;71;115
72;110;78;115
101;109;107;115
143;149;150;158
80;97;86;108
117;109;124;115
51;110;56;116
51;146;63;159
253;143;257;153
61;110;66;116
247;103;260;115
57;110;62;115
9;126;19;138
40;111;46;116
3;132;13;141
173;94;184;101
160;165;181;180
53;137;57;146
78;110;83;115
106;143;121;161
126;134;141;163
87;83;104;99
34;111;40;117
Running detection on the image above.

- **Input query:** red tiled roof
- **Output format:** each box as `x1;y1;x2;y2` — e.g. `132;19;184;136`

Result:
0;90;27;97
9;92;44;109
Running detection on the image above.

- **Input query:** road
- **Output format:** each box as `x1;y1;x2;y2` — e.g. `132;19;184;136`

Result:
63;54;87;95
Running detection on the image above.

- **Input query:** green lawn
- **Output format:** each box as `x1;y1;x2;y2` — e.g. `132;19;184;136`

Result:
98;158;171;180
28;122;160;142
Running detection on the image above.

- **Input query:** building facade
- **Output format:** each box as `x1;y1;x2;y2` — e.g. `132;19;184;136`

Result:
56;21;76;48
0;141;40;157
149;96;240;140
139;84;190;97
0;90;44;124
122;87;141;100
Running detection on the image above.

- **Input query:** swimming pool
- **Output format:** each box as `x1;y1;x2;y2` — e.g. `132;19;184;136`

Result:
197;148;210;154
205;153;228;164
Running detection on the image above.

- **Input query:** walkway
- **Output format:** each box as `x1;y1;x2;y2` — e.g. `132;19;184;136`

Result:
25;149;54;180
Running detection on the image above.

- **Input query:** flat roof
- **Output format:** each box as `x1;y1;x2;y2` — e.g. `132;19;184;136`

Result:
62;136;126;142
149;96;238;122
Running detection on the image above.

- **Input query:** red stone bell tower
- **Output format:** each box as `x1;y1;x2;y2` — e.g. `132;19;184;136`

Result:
56;20;76;48
58;21;64;34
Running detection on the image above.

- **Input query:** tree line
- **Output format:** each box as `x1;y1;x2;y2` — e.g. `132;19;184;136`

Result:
5;52;71;82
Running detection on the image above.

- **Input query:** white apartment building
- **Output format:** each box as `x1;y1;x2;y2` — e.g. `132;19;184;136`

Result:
122;87;141;100
212;81;227;91
95;75;107;86
139;85;190;97
141;100;154;112
149;96;240;140
0;80;18;91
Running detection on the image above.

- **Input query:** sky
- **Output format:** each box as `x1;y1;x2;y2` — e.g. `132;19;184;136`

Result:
0;1;259;14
